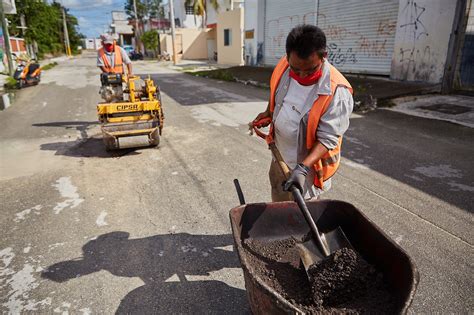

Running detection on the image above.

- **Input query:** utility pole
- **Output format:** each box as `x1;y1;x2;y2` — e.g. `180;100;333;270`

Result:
133;0;141;53
19;14;33;59
62;7;72;56
19;14;26;36
169;0;177;64
0;1;14;76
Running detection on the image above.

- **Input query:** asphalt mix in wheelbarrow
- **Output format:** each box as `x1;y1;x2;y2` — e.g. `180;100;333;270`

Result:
243;237;397;314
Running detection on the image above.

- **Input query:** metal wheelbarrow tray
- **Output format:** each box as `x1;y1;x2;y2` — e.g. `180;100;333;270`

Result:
229;199;419;314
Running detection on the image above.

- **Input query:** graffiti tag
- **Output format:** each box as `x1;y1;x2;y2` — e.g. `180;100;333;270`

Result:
399;0;429;39
327;43;357;66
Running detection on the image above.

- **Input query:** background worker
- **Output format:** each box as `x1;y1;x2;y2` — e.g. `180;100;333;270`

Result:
252;25;354;202
97;34;133;75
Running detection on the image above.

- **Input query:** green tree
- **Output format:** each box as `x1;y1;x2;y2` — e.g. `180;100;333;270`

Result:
9;0;83;58
141;30;159;56
185;0;219;28
124;0;165;20
124;0;165;53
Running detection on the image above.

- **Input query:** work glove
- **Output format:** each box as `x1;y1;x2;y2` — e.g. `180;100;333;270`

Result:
283;163;310;194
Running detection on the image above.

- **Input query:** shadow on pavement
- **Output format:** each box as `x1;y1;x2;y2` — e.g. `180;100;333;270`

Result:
33;121;99;140
33;121;141;158
146;73;268;106
343;110;474;214
42;232;249;314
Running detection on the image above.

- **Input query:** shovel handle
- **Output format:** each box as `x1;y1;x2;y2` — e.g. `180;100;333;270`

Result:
269;142;330;257
269;143;291;180
291;186;330;257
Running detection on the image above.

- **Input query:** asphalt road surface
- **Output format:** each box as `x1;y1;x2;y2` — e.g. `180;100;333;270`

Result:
1;52;473;314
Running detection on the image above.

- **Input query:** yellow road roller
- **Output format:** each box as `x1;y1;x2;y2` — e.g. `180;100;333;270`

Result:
97;74;164;150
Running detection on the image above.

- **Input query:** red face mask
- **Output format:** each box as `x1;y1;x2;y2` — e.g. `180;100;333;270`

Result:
104;43;114;52
289;67;322;85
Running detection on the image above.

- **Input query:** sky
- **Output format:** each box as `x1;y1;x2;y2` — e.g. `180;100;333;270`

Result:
59;0;127;38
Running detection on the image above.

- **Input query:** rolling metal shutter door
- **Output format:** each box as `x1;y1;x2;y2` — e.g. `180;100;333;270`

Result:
264;0;317;65
317;0;399;75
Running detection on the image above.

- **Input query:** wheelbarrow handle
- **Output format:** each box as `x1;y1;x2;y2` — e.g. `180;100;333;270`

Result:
233;179;246;206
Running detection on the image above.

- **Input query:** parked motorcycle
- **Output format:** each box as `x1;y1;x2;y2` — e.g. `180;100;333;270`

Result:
13;58;42;89
129;50;144;61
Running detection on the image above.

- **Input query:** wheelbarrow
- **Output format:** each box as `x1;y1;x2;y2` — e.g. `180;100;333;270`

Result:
229;185;419;314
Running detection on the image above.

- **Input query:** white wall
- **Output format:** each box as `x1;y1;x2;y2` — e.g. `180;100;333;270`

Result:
182;14;202;28
244;0;265;65
217;8;244;65
207;0;232;26
165;0;233;29
165;0;201;28
83;39;95;50
82;38;101;50
391;0;458;83
244;0;257;65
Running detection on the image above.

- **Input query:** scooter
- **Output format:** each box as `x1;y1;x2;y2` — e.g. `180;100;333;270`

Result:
13;58;42;89
129;50;144;61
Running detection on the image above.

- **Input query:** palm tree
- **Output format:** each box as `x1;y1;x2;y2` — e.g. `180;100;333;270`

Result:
185;0;220;28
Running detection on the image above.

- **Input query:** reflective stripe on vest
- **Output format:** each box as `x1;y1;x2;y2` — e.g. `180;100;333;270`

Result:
99;45;124;73
269;56;352;189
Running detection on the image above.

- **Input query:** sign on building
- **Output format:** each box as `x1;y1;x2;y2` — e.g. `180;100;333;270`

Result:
2;0;16;14
112;11;128;22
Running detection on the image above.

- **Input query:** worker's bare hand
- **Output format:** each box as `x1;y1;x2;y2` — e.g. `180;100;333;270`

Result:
252;110;272;127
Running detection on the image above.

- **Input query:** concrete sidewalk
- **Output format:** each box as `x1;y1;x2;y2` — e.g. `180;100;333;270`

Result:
176;60;474;128
0;55;72;109
387;94;474;128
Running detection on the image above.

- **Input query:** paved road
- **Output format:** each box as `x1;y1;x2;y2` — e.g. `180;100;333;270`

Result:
1;52;473;314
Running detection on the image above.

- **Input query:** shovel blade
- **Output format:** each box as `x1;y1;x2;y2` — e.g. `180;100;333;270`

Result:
297;227;353;278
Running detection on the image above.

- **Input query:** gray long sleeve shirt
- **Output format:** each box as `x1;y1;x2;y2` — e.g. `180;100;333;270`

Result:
317;87;353;150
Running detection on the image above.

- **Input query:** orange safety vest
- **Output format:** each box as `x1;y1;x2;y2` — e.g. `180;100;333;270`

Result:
99;43;124;74
269;57;353;189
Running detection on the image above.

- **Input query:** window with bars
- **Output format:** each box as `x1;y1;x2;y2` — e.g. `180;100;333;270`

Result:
185;5;194;15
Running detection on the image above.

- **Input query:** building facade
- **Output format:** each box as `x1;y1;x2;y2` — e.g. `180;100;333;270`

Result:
160;0;244;65
110;11;134;47
244;0;473;89
82;38;102;50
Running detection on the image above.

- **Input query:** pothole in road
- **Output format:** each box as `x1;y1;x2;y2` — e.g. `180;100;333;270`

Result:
417;104;472;115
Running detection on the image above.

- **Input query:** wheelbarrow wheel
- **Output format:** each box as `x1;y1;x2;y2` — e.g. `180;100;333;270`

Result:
149;129;160;147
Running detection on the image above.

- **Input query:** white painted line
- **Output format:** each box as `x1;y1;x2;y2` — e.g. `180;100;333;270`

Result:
52;177;84;214
96;211;108;227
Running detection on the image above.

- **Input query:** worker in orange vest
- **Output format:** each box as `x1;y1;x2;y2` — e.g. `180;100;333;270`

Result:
97;34;133;75
252;25;353;202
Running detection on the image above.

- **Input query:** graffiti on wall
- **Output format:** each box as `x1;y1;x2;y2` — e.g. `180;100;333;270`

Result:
327;43;357;66
398;45;434;81
399;0;429;40
394;0;435;81
264;11;397;69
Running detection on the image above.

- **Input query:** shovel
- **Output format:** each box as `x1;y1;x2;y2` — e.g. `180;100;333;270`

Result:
249;119;352;278
268;143;353;275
